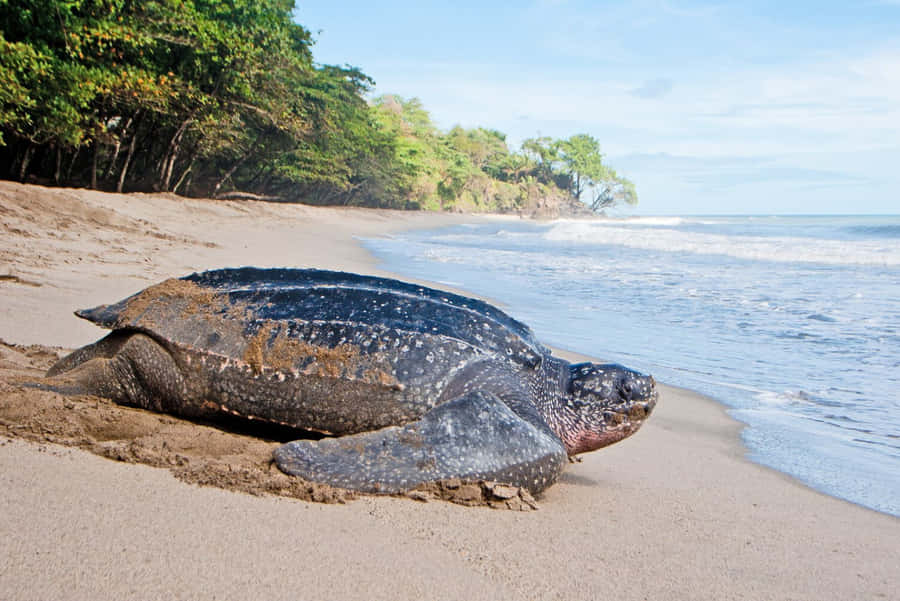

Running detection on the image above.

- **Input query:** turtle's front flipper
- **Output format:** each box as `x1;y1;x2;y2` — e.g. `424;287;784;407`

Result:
274;391;568;495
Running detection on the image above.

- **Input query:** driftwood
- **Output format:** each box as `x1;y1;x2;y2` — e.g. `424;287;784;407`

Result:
215;191;284;202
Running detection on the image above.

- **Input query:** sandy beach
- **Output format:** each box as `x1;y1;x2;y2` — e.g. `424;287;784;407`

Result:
1;180;897;600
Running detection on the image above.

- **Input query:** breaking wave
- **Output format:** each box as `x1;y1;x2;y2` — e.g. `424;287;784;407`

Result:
543;221;900;266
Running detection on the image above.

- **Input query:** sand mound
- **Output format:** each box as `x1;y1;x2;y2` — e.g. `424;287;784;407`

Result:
0;339;535;509
0;340;353;504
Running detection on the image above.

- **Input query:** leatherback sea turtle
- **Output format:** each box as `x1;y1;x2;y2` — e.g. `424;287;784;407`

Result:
47;267;657;494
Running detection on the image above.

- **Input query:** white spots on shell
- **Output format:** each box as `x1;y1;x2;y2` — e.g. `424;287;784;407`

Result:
425;352;435;364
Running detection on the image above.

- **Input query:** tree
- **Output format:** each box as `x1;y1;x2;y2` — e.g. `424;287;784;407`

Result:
557;133;638;211
0;1;637;213
0;34;40;146
589;168;638;211
447;126;508;172
521;136;559;182
557;134;604;201
0;0;392;200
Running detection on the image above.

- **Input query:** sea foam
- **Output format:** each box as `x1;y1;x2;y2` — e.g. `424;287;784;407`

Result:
364;214;900;516
542;221;900;266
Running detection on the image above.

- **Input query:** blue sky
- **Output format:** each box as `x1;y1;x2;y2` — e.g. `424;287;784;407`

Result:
294;1;900;214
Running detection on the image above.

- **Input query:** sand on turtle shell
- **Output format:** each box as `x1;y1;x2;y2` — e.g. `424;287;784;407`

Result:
243;320;402;388
0;339;535;509
116;282;403;390
115;278;219;326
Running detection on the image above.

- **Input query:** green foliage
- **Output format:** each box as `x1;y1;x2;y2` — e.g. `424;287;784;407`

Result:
0;0;636;212
589;168;638;211
554;133;639;211
558;134;604;199
447;126;507;172
521;136;559;181
0;33;42;144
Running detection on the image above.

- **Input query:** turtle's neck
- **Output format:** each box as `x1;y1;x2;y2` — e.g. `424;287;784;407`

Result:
532;355;572;444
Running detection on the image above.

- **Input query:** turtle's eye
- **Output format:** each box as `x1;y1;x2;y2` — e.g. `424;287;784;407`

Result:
618;378;635;399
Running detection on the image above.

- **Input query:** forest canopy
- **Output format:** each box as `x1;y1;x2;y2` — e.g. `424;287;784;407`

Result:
0;0;637;213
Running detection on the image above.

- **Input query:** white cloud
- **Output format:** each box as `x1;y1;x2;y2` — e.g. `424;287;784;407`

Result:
629;78;675;99
373;46;900;157
350;1;900;213
366;45;900;213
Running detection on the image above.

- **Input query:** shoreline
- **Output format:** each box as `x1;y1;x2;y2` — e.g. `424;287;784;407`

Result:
365;217;900;518
1;181;897;600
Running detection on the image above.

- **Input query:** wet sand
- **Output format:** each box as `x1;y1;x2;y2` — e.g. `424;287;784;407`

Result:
1;181;897;600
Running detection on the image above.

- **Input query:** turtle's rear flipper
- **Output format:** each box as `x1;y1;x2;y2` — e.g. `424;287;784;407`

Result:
274;391;568;495
46;331;134;377
41;332;185;412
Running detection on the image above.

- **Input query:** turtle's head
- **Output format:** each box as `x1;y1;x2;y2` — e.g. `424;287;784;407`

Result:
555;362;658;456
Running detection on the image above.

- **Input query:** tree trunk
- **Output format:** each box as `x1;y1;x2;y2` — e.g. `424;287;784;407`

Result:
66;147;80;181
54;145;62;183
160;118;192;191
18;144;34;181
117;129;139;193
91;142;99;189
590;185;613;212
212;148;253;197
171;159;194;195
246;163;269;188
161;143;179;191
103;114;134;180
260;172;274;191
104;139;121;181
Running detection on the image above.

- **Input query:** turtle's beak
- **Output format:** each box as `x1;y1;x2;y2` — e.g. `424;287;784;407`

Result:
622;373;658;422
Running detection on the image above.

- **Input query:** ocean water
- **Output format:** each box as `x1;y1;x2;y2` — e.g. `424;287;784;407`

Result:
363;215;900;516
